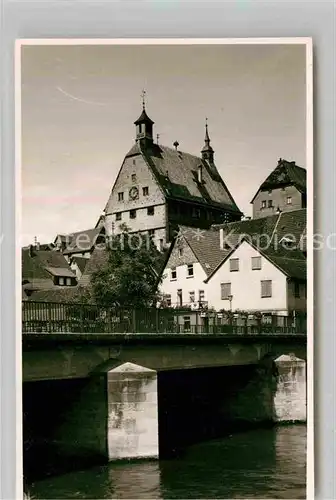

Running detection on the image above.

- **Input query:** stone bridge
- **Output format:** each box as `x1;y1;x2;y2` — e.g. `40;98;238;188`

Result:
23;331;307;475
22;332;306;382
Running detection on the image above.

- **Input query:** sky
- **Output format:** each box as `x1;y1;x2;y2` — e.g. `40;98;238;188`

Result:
20;42;307;246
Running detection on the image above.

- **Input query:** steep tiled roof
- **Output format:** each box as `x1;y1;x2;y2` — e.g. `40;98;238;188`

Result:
22;248;74;280
177;226;232;276
63;227;105;255
214;209;306;255
172;209;306;280
44;266;76;278
251;159;306;202
125;143;141;157
265;254;306;280
140;143;241;214
28;287;87;303
203;238;306;282
22;248;76;293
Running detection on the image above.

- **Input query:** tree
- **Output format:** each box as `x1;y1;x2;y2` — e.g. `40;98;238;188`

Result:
89;225;166;308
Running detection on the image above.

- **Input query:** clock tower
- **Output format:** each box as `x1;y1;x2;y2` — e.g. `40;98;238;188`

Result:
104;96;242;249
134;90;154;147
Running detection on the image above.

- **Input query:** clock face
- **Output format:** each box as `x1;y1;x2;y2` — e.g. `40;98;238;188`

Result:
129;186;139;200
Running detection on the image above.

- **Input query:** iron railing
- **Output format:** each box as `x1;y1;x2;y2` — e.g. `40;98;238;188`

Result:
22;301;307;335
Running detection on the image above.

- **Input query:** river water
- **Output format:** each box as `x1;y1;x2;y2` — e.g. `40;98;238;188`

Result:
28;425;306;499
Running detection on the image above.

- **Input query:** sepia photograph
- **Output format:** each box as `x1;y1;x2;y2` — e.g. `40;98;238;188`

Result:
18;39;312;499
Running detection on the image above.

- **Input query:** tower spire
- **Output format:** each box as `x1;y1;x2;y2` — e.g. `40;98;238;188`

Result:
134;91;154;145
205;117;210;144
201;117;214;162
141;89;146;110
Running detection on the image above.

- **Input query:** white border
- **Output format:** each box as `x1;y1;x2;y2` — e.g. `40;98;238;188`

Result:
14;38;23;500
15;37;313;500
305;39;314;500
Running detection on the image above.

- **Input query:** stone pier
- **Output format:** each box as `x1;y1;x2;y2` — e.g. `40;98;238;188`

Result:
107;362;158;460
273;354;306;422
23;354;307;475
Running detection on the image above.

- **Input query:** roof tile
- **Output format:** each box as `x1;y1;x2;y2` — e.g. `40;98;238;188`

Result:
142;144;241;214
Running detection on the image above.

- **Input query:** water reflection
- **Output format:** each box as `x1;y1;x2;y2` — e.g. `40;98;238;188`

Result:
30;425;306;499
107;462;162;499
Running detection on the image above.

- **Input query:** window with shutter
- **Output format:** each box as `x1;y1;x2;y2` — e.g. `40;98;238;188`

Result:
261;280;272;297
229;258;239;272
221;282;231;300
251;256;262;270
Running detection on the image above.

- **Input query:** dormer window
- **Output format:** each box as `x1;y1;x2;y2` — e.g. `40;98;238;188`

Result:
280;236;296;249
57;276;74;286
198;165;203;183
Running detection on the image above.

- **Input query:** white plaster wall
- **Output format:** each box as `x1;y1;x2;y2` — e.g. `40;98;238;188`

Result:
105;153;166;238
207;241;288;312
273;355;306;422
107;363;158;461
106;205;166;235
160;262;208;306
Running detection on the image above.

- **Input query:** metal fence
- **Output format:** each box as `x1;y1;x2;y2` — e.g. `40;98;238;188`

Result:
22;301;307;335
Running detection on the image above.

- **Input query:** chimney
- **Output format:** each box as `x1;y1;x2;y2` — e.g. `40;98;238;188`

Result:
198;165;203;183
173;140;179;151
219;229;224;250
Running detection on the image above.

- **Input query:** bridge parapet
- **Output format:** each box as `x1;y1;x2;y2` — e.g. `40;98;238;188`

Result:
22;301;307;336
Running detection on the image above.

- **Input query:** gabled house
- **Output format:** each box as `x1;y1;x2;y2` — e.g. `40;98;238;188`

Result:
251;159;306;219
22;244;77;298
54;226;106;262
104;103;242;249
205;238;306;314
160;209;306;315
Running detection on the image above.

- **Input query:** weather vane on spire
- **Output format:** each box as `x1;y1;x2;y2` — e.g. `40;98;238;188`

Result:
205;117;208;128
141;89;146;110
